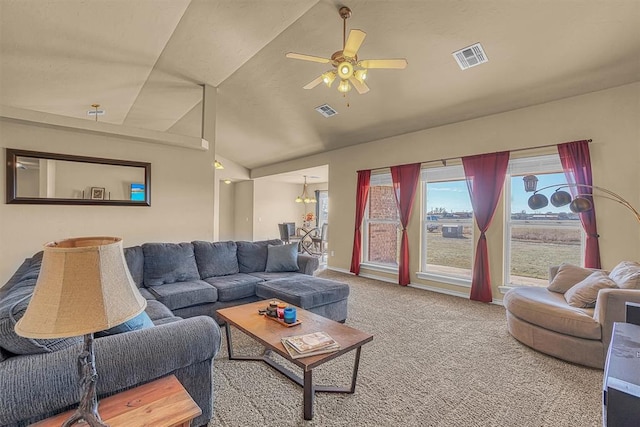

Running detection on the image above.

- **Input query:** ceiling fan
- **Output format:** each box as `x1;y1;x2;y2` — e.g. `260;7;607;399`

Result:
286;6;408;95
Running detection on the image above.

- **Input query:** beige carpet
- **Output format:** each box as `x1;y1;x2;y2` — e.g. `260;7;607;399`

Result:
211;270;602;427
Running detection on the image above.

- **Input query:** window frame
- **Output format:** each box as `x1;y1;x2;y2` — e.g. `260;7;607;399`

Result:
418;164;474;286
361;171;400;271
503;154;585;286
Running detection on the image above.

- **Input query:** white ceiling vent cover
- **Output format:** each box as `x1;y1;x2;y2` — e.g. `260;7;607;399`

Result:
452;43;488;70
315;104;338;118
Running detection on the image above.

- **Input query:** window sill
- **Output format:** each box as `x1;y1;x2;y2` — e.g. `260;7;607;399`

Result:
359;263;398;274
416;272;471;288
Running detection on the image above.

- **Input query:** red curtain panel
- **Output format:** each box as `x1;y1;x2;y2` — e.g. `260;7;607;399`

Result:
390;163;422;286
462;151;510;302
350;170;371;275
558;140;601;268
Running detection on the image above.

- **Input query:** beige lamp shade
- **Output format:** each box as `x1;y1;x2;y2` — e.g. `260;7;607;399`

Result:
15;237;146;339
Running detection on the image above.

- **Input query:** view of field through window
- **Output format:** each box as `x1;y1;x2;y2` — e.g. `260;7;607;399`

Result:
364;165;583;285
423;177;473;278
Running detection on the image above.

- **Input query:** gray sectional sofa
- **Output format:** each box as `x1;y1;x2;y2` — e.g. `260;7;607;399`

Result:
0;239;350;426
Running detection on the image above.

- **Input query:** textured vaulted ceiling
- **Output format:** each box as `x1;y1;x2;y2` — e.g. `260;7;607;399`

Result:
1;0;639;171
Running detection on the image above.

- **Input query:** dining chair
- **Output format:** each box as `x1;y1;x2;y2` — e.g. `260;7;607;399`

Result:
311;223;328;258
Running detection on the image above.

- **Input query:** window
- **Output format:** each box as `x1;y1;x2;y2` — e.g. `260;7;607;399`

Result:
505;155;584;286
420;165;474;280
316;190;328;229
363;172;400;267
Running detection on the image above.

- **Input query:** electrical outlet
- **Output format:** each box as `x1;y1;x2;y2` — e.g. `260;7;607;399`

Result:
331;251;335;257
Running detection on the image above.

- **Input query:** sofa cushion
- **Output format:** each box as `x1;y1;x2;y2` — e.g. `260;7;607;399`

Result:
95;311;154;338
203;273;262;302
608;261;640;289
192;240;239;278
547;263;595;294
142;243;200;287
256;277;350;309
503;286;600;340
144;299;175;322
564;271;618;308
236;239;282;273
0;286;81;355
147;280;217;311
137;287;156;301
124;245;145;287
265;243;299;273
248;272;308;281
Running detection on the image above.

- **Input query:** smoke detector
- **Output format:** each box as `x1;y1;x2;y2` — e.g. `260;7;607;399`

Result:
452;43;488;70
315;104;338;118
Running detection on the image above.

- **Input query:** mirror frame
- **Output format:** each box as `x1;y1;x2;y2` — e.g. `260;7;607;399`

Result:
5;148;151;206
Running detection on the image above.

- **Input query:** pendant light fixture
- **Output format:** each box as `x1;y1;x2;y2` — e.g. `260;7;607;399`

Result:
295;176;317;204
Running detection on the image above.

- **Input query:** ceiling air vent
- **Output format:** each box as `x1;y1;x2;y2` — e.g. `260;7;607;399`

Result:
452;43;488;70
315;104;338;118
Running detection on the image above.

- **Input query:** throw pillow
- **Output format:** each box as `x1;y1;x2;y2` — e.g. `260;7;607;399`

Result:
547;263;595;294
265;243;300;273
564;271;618;308
95;311;154;338
608;261;640;289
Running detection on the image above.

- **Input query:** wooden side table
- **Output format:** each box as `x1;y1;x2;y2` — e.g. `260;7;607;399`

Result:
32;375;201;427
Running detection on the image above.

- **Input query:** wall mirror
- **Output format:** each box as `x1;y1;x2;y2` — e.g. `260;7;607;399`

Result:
5;148;151;206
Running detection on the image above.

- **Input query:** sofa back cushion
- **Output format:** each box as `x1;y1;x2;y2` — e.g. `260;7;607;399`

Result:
192;241;239;278
142;243;200;287
608;261;640;289
124;246;145;287
0;285;81;355
236;240;282;273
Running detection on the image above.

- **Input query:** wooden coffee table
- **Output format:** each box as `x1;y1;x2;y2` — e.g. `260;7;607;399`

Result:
217;300;373;420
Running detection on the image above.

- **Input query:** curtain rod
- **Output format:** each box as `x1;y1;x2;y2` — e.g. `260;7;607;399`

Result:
359;139;592;173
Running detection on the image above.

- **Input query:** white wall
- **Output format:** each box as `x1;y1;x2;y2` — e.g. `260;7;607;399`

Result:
218;180;235;241
252;179;308;241
233;180;254;241
0;119;216;285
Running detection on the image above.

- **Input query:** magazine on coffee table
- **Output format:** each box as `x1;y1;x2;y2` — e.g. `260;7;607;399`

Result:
281;338;340;359
283;331;338;353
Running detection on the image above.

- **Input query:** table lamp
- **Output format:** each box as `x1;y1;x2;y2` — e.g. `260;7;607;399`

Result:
15;237;147;427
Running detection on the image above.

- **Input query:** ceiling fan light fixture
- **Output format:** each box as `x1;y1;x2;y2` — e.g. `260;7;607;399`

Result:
354;69;367;83
322;71;336;87
337;61;353;79
337;79;352;93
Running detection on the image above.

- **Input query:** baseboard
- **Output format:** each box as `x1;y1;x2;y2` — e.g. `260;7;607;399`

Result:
326;266;504;305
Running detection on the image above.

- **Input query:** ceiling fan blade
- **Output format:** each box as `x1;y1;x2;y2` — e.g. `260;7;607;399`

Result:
349;77;370;94
343;29;366;58
359;59;408;69
303;75;324;89
286;52;331;64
